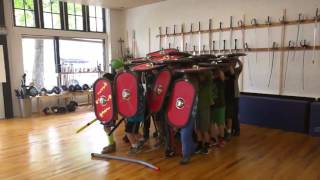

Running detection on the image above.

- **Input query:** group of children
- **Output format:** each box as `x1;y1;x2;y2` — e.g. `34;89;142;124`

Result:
100;59;243;165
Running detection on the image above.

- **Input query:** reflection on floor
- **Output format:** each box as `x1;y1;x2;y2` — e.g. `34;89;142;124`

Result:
1;107;320;179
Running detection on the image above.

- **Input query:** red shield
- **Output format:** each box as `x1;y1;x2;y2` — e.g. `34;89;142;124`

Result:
130;63;164;72
167;80;196;128
147;48;178;58
174;67;213;73
93;78;115;124
115;71;138;117
147;69;172;113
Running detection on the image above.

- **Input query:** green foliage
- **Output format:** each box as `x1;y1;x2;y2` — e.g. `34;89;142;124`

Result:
14;0;24;9
75;4;82;15
67;3;74;14
42;0;51;12
25;0;34;10
51;0;60;13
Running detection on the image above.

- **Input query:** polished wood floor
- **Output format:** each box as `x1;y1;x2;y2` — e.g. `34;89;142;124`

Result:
1;107;320;180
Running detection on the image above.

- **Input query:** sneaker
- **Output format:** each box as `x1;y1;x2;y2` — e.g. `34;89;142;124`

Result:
195;144;203;154
165;149;175;158
218;138;226;148
209;138;218;148
101;143;116;154
232;130;240;136
128;147;141;155
180;156;190;165
153;141;162;149
137;139;145;149
225;132;232;141
200;146;209;155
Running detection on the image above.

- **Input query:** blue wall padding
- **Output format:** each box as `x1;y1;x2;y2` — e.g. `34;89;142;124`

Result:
309;102;320;136
239;95;309;133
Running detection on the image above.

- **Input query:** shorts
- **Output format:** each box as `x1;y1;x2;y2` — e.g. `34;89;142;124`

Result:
125;121;141;134
211;106;226;125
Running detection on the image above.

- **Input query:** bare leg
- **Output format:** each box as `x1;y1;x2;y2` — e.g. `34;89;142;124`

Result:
219;125;225;138
127;133;137;147
227;118;232;131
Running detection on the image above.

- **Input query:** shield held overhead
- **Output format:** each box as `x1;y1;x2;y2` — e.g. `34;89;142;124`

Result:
93;78;115;124
115;71;138;118
167;79;196;128
148;69;172;113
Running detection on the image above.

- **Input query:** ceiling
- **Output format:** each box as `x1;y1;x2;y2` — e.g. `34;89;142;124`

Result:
61;0;166;9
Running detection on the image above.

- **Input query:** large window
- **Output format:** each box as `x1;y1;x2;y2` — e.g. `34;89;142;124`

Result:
22;37;105;89
41;0;61;29
59;39;104;86
13;0;37;27
66;3;83;31
88;6;104;32
22;38;57;89
12;0;107;32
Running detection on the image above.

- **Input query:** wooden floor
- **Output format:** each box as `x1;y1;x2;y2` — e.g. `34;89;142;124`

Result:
1;107;320;180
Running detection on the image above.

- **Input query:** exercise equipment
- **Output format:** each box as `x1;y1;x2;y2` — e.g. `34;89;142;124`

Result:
40;88;48;96
68;85;75;92
75;84;82;91
27;86;38;97
61;85;68;91
52;86;61;94
82;84;90;90
66;101;78;112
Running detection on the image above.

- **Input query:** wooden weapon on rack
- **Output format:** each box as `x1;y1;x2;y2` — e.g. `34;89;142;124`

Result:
268;42;278;87
283;41;295;89
312;8;319;64
198;21;201;55
300;40;309;90
209;19;213;54
229;16;233;53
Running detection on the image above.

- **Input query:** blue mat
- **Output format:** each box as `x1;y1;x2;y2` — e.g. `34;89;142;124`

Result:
309;102;320;136
239;95;310;133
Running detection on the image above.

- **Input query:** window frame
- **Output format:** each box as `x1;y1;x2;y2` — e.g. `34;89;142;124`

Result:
64;2;86;32
12;0;40;28
87;6;106;33
0;0;5;27
39;0;64;30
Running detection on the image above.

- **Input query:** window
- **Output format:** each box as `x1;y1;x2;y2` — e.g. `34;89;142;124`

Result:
59;39;104;86
66;3;83;31
42;0;61;29
13;0;36;27
88;6;104;32
22;38;57;89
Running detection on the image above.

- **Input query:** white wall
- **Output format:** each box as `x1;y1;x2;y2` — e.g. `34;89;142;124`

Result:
123;0;320;98
2;1;123;116
109;9;126;59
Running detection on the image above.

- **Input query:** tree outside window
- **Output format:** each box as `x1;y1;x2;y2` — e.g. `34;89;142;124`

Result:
13;0;36;27
67;3;83;31
42;0;61;29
